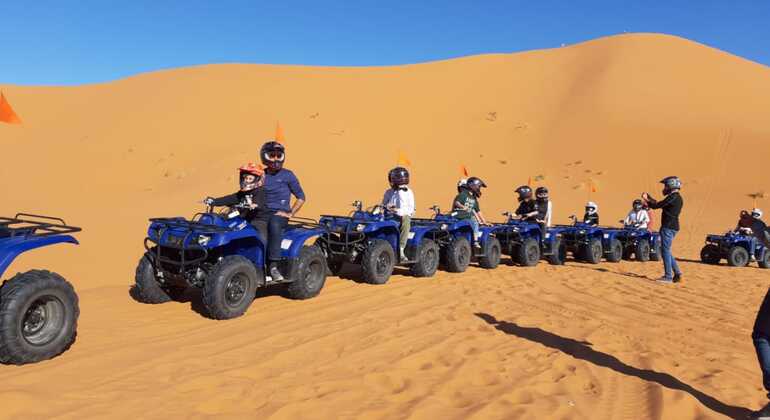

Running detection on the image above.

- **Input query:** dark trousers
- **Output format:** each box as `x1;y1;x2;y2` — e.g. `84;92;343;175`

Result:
754;332;770;399
267;214;289;262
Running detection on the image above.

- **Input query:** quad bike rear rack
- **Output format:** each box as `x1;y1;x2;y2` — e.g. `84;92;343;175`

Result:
0;213;82;238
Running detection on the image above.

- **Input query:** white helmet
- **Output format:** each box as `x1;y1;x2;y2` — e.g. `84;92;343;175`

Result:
752;208;763;219
457;178;467;193
586;201;598;215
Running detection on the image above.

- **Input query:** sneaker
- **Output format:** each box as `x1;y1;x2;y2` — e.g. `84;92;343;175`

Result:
657;277;674;284
750;402;770;420
269;265;285;282
673;273;682;283
399;249;407;262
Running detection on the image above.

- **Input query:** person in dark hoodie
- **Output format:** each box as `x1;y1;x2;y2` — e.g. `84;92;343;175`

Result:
205;162;269;238
643;176;684;283
514;186;538;222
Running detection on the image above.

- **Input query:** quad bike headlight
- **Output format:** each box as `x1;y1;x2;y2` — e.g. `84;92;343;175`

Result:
355;224;366;232
440;224;448;230
197;235;211;246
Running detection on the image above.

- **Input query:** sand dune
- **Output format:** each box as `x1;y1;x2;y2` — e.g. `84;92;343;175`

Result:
1;33;770;419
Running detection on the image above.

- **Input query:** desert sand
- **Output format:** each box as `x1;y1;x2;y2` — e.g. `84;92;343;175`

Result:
1;33;769;419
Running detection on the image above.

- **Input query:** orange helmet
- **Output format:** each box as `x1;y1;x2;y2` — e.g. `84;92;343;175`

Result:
238;162;264;177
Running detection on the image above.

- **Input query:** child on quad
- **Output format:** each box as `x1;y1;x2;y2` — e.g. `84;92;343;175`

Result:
451;176;490;250
582;202;600;226
382;167;415;261
624;199;650;229
205;162;269;238
514;186;538;222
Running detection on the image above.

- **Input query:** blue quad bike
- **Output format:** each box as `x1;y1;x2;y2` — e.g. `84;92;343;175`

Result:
409;206;502;273
135;204;329;320
0;214;81;365
493;213;565;266
549;221;624;264
700;231;770;268
603;223;662;262
315;201;442;284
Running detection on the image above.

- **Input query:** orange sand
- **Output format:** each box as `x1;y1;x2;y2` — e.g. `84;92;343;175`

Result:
1;33;769;419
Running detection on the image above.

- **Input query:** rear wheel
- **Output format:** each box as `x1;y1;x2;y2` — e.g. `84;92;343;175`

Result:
133;253;186;303
606;239;623;263
547;237;566;266
410;239;440;277
582;239;603;264
759;249;770;269
361;239;395;284
0;270;79;365
203;256;258;320
635;239;651;262
479;237;502;269
287;246;327;299
700;244;721;265
727;246;749;267
516;238;540;267
444;237;471;273
649;238;662;261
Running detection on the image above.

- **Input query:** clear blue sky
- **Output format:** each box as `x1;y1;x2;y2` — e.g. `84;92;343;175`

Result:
2;0;769;85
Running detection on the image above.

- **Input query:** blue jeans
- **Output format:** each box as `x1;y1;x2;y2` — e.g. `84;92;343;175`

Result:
660;228;681;278
267;214;289;262
468;218;480;244
754;333;770;398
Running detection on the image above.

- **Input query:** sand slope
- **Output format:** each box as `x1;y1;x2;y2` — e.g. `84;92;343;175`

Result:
1;33;769;419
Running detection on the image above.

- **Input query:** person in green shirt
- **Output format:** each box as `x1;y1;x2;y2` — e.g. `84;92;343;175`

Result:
451;177;490;249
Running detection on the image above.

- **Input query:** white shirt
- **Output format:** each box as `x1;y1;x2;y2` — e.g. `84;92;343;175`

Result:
382;186;415;217
624;209;650;229
543;200;553;227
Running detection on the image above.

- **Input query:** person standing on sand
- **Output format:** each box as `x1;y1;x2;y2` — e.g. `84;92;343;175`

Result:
260;140;305;282
642;176;683;283
751;288;770;419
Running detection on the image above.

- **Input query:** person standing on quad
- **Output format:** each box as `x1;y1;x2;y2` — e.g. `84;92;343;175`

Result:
643;176;683;283
583;202;600;226
624;199;651;229
205;162;269;238
382;167;415;261
451;176;490;250
535;187;553;227
260;141;306;282
514;186;539;222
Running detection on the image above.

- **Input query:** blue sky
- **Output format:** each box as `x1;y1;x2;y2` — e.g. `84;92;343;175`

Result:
2;0;769;85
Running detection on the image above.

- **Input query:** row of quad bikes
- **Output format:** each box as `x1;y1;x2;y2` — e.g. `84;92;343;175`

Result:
1;206;767;364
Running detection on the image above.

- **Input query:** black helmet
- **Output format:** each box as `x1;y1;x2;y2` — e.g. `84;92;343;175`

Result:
535;187;549;199
466;177;487;197
260;141;286;171
660;176;681;195
388;167;409;188
633;199;643;211
515;185;532;202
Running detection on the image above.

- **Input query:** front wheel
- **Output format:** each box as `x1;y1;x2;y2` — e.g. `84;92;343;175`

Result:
444;236;471;273
202;256;258;320
410;239;440;278
606;239;623;263
361;239;395;285
582;239;603;264
759;249;770;269
649;238;662;261
516;238;540;267
286;246;327;299
546;237;566;266
479;237;502;269
134;253;186;303
0;270;79;365
635;239;651;262
700;244;721;265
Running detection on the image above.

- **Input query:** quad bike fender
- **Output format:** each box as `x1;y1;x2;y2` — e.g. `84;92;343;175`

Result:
0;235;79;278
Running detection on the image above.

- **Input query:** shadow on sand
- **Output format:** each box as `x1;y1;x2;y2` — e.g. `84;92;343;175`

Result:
129;284;287;318
474;313;751;419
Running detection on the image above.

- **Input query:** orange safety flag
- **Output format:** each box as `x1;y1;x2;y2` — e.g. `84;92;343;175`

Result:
0;91;22;125
590;180;597;193
460;164;469;177
397;151;411;167
527;176;533;187
274;121;285;143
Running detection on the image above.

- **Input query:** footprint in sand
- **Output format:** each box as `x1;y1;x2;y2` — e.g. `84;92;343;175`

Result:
498;160;507;165
486;111;497;122
309;112;319;119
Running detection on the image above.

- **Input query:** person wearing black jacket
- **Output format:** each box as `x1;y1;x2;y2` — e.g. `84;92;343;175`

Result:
205;163;269;240
514;186;538;222
643;176;684;283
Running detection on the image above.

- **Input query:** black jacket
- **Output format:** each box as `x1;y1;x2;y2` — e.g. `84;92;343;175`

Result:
516;201;538;222
211;188;269;223
647;192;683;231
583;212;599;226
754;287;770;338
